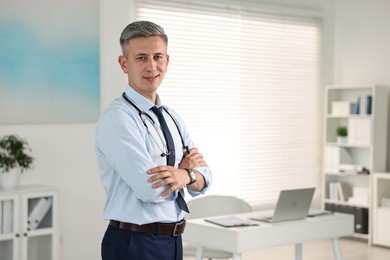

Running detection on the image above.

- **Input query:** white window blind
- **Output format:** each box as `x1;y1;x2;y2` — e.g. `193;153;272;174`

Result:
135;0;322;206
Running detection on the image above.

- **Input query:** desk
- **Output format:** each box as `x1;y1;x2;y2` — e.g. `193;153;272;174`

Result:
183;211;354;260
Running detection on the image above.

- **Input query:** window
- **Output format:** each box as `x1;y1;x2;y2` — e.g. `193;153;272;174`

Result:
135;0;322;206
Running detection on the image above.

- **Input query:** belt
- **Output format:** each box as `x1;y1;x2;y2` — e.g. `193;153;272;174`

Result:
109;220;186;236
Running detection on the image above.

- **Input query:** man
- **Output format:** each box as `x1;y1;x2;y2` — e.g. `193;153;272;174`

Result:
95;21;212;260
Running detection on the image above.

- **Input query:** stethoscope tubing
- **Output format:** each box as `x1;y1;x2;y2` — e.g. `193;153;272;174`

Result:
122;92;189;155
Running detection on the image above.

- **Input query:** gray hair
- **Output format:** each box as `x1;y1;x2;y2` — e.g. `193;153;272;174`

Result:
119;21;168;55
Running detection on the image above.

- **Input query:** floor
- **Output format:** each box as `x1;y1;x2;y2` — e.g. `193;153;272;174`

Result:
184;238;390;260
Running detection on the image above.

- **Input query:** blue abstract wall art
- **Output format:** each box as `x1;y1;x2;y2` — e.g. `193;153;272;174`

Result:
0;0;100;123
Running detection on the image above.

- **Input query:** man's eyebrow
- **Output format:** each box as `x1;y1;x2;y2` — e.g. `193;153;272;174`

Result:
135;52;165;56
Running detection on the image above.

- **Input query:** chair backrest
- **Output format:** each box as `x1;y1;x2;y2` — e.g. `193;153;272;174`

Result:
186;195;252;219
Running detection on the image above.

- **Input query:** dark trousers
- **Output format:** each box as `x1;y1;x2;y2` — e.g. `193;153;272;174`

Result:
101;224;183;260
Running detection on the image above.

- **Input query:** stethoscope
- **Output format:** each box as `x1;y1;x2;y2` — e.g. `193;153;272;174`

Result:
122;92;190;158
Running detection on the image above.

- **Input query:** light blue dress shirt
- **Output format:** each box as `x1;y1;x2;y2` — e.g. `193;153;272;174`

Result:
95;86;212;224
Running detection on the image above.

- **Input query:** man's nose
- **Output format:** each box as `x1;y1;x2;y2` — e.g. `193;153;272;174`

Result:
145;58;157;71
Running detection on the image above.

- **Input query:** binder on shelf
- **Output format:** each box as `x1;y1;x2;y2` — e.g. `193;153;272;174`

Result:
366;95;372;115
353;95;372;115
0;201;2;234
347;118;371;146
328;182;336;200
354;207;369;234
324;146;352;173
358;95;372;115
359;95;367;115
334;204;354;215
27;197;52;230
352;96;360;114
2;200;14;234
325;203;334;212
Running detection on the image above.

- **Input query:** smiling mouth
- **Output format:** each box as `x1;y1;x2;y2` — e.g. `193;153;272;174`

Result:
144;75;159;81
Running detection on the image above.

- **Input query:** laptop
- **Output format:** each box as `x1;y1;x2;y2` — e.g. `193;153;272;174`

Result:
251;187;315;223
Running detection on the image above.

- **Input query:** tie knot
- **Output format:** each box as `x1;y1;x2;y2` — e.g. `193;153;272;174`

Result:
151;106;163;117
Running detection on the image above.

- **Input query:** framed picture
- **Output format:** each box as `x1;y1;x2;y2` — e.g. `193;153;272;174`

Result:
0;0;100;124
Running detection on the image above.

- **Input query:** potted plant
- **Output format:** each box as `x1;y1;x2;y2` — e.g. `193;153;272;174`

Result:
0;134;34;190
336;126;348;144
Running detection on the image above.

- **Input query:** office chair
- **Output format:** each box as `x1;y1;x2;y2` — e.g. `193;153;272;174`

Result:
183;195;252;260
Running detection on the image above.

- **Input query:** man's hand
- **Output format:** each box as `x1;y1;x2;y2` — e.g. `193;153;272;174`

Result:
178;148;207;169
147;166;188;197
147;147;208;196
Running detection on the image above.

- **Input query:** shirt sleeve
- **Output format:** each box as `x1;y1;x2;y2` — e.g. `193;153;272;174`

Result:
96;103;175;203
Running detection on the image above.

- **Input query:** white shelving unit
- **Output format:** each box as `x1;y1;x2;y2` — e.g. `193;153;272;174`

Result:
0;185;58;260
373;172;390;247
321;85;388;243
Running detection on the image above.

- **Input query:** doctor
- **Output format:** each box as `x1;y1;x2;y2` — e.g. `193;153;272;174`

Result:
95;20;212;260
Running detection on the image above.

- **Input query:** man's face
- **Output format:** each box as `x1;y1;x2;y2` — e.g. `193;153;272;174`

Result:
119;36;169;102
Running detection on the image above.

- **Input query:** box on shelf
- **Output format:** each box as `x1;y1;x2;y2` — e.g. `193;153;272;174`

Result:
348;186;369;207
331;101;352;116
381;197;390;207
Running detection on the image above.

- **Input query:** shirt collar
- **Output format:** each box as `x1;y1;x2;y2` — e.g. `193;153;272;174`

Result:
124;85;164;112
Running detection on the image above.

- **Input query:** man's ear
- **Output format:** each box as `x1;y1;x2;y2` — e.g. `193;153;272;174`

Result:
118;55;128;73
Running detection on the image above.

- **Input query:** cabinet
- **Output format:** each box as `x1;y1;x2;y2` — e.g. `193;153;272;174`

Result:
0;186;58;260
321;85;388;242
373;173;390;247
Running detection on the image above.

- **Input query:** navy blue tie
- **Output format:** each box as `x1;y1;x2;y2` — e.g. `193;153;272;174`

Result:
150;106;190;213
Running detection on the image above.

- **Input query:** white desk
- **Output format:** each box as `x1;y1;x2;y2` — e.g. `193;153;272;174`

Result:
183;211;354;260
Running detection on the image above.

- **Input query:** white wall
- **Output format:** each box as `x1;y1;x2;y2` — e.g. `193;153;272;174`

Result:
0;0;133;258
333;0;390;170
1;0;332;259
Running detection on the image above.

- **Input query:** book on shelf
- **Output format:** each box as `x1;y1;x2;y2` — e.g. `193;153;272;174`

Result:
352;95;372;115
27;197;52;230
328;182;352;201
338;182;352;201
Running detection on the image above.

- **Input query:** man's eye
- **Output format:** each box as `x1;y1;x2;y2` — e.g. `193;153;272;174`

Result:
137;57;146;61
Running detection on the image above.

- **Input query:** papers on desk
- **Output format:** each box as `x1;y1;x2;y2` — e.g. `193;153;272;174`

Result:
307;209;333;217
205;216;259;228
